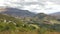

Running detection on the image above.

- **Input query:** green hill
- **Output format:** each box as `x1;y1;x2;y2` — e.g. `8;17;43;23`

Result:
0;13;60;34
0;14;39;34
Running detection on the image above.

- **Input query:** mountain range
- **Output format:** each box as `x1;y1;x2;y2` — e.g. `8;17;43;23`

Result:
0;7;36;18
50;12;60;19
0;7;60;19
0;7;60;34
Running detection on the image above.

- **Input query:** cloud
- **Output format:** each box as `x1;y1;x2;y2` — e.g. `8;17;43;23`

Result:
0;0;6;6
20;1;60;14
24;0;38;2
48;0;60;4
0;0;60;14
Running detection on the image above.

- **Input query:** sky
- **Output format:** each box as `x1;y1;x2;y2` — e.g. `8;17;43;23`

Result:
0;0;60;14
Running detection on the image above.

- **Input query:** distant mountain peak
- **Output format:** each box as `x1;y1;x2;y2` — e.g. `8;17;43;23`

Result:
50;12;60;19
0;7;36;17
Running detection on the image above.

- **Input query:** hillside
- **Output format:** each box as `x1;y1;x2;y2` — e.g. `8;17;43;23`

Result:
0;14;40;34
34;13;60;24
0;13;60;34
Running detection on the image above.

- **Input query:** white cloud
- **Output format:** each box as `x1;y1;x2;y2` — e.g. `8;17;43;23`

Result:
0;0;60;14
33;1;60;14
23;5;40;10
21;1;60;14
0;0;6;6
24;0;38;2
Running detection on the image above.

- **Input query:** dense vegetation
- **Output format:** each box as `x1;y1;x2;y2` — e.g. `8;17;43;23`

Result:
0;13;60;34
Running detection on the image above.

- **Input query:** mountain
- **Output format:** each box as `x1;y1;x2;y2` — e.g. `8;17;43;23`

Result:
0;7;36;17
50;12;60;19
0;11;60;34
35;13;48;19
0;7;59;24
33;13;60;24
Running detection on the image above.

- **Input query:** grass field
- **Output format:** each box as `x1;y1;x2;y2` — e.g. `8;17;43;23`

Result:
0;30;38;34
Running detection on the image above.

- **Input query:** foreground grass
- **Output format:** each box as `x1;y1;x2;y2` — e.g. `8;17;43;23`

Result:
0;30;38;34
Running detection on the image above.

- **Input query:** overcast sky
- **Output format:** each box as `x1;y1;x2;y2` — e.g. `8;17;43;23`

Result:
0;0;60;14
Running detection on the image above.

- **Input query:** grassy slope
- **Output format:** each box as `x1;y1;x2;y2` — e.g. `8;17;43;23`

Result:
0;14;60;34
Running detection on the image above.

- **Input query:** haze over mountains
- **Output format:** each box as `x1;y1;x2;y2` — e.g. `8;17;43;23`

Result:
0;7;60;19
